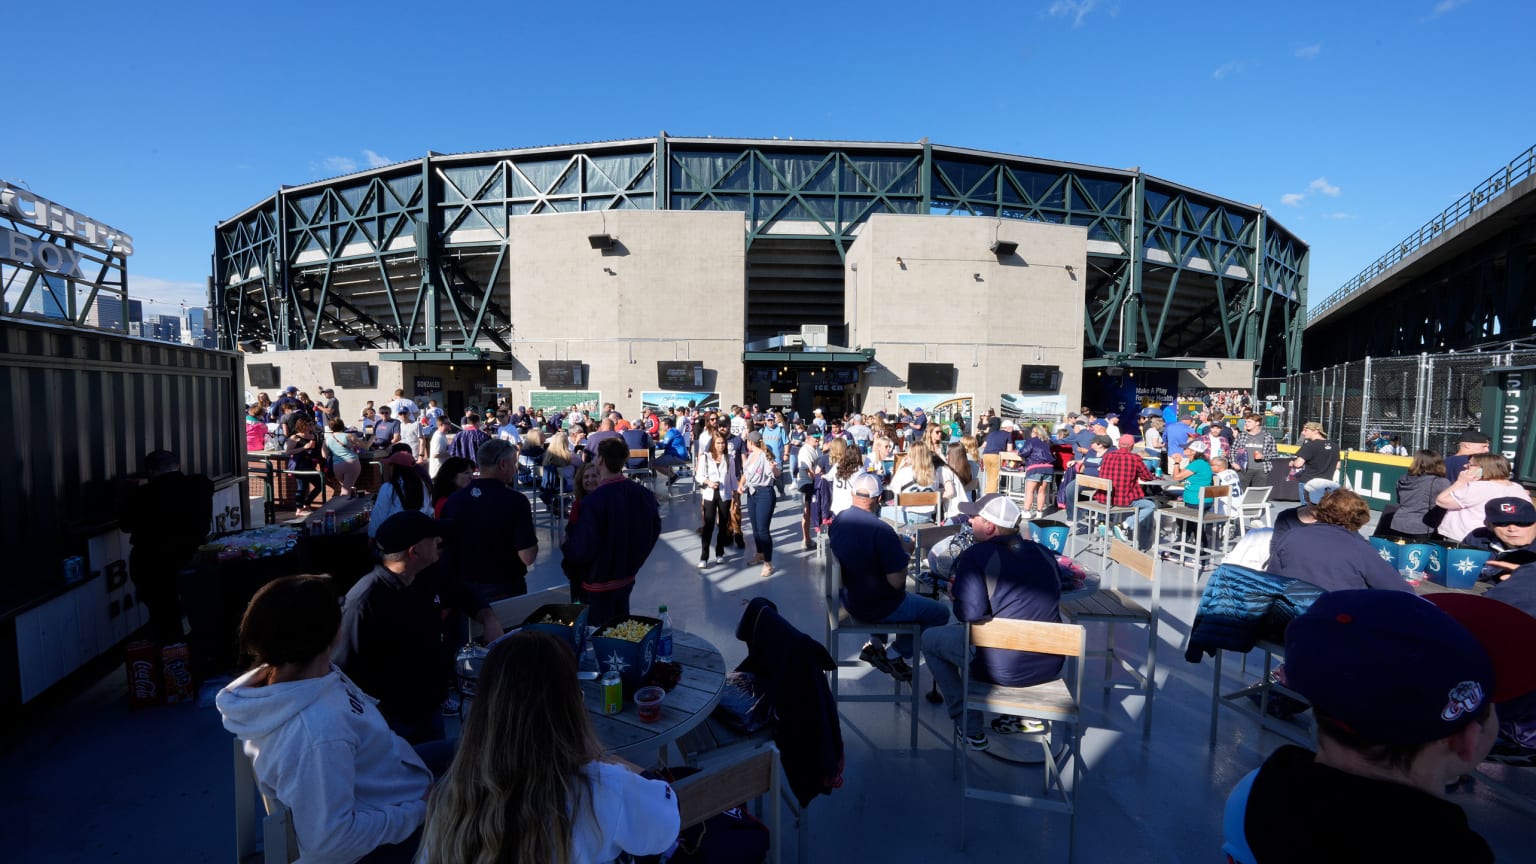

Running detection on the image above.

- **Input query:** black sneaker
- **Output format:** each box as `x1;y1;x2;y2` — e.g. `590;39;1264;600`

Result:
957;728;989;751
860;643;911;681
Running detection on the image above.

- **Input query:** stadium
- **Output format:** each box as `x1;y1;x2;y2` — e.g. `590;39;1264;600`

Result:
214;134;1307;421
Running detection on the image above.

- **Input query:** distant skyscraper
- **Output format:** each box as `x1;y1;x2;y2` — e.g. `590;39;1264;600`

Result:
149;314;181;344
186;307;216;349
88;295;127;330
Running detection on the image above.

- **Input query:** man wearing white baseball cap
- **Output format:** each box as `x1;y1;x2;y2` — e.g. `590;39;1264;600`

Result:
922;493;1065;751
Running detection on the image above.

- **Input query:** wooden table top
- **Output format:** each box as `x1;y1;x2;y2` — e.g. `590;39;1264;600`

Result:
582;630;727;761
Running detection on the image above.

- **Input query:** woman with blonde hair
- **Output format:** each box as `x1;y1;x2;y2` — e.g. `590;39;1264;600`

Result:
886;440;951;524
1435;452;1533;543
419;631;678;864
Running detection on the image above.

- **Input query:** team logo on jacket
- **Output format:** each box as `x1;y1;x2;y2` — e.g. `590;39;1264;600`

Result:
1441;681;1484;721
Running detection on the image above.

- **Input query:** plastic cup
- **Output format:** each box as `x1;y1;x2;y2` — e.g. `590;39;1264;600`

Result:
634;686;665;723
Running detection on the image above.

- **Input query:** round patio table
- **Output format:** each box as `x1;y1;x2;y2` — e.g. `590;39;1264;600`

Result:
584;630;727;764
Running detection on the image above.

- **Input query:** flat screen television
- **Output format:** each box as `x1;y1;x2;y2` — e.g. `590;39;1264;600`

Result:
539;360;585;390
829;367;860;385
247;363;279;389
330;362;375;389
907;362;954;393
1019;364;1063;393
657;360;705;390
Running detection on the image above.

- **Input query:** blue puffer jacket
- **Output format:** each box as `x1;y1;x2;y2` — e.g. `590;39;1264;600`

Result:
1184;564;1324;663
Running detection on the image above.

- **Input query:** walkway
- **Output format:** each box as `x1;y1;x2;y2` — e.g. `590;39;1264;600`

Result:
4;487;1532;863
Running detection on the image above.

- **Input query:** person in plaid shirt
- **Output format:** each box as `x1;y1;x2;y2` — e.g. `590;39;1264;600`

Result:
1095;434;1157;550
1234;414;1279;493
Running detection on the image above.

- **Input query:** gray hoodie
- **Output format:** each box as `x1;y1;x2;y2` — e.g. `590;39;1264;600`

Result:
217;666;430;864
1392;474;1450;536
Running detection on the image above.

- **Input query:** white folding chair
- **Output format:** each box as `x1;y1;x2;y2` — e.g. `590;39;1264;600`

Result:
1236;486;1273;529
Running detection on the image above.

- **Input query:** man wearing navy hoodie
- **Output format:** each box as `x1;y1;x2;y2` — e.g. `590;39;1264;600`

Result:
565;437;662;628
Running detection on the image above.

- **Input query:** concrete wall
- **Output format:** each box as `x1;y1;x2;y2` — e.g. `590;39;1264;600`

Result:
243;348;404;419
846;214;1087;417
501;210;746;418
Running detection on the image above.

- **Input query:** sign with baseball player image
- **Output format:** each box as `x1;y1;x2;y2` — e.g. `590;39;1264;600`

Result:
897;393;973;435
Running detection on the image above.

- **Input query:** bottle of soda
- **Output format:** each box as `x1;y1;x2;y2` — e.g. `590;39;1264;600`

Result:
657;605;674;664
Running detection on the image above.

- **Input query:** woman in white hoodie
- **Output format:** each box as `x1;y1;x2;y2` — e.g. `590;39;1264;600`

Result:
217;575;433;864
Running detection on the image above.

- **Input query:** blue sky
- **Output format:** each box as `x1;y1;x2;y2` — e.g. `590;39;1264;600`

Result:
4;0;1531;320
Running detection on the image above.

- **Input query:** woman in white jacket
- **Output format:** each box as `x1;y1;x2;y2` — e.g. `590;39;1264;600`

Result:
217;575;435;864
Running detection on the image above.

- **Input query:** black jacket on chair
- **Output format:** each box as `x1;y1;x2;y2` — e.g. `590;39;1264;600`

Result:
734;598;843;807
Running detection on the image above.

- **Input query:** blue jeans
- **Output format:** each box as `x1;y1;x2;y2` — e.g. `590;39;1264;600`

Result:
1126;498;1158;550
874;592;952;659
747;486;776;561
922;623;982;735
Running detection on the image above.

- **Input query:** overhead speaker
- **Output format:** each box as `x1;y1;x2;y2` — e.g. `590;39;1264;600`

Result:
990;240;1019;257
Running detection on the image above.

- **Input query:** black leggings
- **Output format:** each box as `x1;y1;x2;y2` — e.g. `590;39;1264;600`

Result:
700;495;731;561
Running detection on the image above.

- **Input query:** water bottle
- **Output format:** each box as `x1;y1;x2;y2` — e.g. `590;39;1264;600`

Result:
657;605;674;663
578;627;600;680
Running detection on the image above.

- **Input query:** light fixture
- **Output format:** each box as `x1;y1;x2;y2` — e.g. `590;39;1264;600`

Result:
588;233;617;250
449;364;455;371
990;240;1019;257
485;364;491;371
1064;264;1075;274
973;273;983;281
895;256;905;266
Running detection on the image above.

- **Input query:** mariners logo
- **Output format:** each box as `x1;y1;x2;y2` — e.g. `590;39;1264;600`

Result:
1407;549;1424;569
1441;680;1484;721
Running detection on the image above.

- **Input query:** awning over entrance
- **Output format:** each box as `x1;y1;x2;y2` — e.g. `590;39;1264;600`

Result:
742;348;875;364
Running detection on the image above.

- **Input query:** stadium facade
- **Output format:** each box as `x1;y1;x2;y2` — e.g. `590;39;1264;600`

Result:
214;135;1306;421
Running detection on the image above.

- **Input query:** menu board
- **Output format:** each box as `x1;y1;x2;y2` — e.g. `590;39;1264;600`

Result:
907;363;954;392
330;361;375;389
538;360;585;390
657;360;704;389
248;363;279;389
1019;364;1062;393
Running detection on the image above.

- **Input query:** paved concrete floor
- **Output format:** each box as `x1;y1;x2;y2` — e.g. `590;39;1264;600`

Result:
4;487;1533;863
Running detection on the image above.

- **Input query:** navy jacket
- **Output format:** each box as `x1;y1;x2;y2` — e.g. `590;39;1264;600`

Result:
734;598;843;808
1269;523;1412;594
564;478;660;593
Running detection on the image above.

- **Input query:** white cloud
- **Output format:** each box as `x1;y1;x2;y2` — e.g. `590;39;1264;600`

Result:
1427;0;1470;19
318;155;358;174
1295;43;1322;59
1212;61;1246;80
128;276;210;312
363;149;393;168
1280;177;1343;208
1308;177;1342;197
1048;0;1105;28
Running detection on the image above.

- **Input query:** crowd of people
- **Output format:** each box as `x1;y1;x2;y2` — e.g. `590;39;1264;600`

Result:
191;383;1536;863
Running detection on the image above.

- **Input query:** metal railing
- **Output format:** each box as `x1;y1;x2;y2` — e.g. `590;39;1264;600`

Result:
1308;142;1536;322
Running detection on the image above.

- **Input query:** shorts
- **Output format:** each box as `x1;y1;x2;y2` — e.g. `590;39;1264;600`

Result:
1024;469;1053;481
799;484;815;502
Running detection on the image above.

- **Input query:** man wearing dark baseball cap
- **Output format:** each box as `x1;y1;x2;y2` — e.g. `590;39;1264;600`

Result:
334;511;502;743
1445;428;1492;483
1460;497;1536;620
1222;590;1536;861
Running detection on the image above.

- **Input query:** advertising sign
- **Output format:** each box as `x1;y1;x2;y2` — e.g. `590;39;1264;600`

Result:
528;389;601;414
640;391;720;413
1000;393;1067;424
897;393;974;434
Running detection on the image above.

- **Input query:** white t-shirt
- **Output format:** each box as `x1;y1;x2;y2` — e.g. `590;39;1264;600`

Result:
730;415;749;438
428;429;451;478
889;463;949;521
796;444;826;490
389;398;417;421
568;761;680;863
399;417;422;449
828;465;857;515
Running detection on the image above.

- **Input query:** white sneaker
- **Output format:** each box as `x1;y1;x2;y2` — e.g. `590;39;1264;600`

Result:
697;559;709;569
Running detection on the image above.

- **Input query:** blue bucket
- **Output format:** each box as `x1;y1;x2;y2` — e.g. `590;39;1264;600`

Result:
1398;543;1436;579
1433;546;1492;589
1368;537;1401;569
1031;520;1071;553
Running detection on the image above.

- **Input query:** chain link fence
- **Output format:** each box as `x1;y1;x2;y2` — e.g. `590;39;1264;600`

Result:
1283;343;1536;454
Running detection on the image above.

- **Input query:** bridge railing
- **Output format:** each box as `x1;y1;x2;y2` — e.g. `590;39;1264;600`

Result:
1308;143;1536;322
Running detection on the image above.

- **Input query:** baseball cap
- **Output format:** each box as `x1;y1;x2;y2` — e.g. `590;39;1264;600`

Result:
849;471;882;499
1484;497;1536;526
381;450;416;468
957;493;1022;530
1302;478;1339;504
745;431;763;444
1457;429;1492;445
1285;590;1524;745
1090;419;1107;430
1118;434;1135;448
1186;440;1207;454
374;511;444;555
284;385;298;394
1106;413;1119;420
